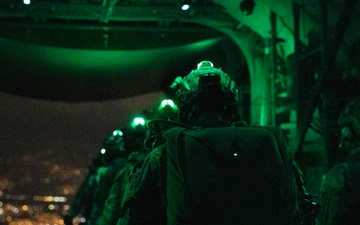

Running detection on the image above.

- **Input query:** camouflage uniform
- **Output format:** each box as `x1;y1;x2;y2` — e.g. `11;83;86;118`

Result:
318;147;360;225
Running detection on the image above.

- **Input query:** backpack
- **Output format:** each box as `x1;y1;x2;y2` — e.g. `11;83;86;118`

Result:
164;125;298;225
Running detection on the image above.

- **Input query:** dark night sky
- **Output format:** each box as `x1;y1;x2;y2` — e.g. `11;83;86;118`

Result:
0;91;166;166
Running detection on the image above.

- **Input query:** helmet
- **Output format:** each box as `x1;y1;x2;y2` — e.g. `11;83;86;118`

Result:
155;99;179;121
141;99;181;151
170;61;239;124
123;117;148;152
101;129;126;163
337;99;360;151
170;61;238;100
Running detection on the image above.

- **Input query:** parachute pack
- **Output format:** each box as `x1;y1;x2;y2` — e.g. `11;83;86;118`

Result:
163;125;299;225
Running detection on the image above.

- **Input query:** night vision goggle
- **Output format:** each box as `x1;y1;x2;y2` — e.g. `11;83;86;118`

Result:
170;61;238;101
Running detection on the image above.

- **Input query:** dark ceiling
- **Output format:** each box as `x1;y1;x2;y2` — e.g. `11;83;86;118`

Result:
0;0;247;101
0;35;244;101
1;0;360;103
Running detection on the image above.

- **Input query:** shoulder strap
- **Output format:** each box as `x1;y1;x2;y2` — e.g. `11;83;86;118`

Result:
164;126;188;183
164;126;200;206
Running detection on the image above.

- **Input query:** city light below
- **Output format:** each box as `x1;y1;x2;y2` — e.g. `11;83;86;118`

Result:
33;195;67;203
1;194;70;224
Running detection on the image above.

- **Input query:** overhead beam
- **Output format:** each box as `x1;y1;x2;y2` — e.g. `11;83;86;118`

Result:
295;0;358;155
0;3;235;27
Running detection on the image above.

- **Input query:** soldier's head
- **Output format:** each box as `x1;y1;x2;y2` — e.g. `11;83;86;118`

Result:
122;117;147;152
154;99;179;121
337;99;360;153
143;99;179;150
100;129;126;163
170;61;240;125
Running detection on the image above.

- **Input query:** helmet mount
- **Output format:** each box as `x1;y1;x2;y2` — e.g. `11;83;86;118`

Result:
170;61;239;125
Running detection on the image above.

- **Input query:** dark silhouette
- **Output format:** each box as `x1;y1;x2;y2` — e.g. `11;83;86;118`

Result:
118;61;301;225
318;99;360;225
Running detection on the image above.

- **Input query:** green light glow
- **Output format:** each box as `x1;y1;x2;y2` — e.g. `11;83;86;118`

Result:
112;129;123;136
100;148;106;154
277;92;288;98
132;117;146;127
161;99;175;108
264;47;270;55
